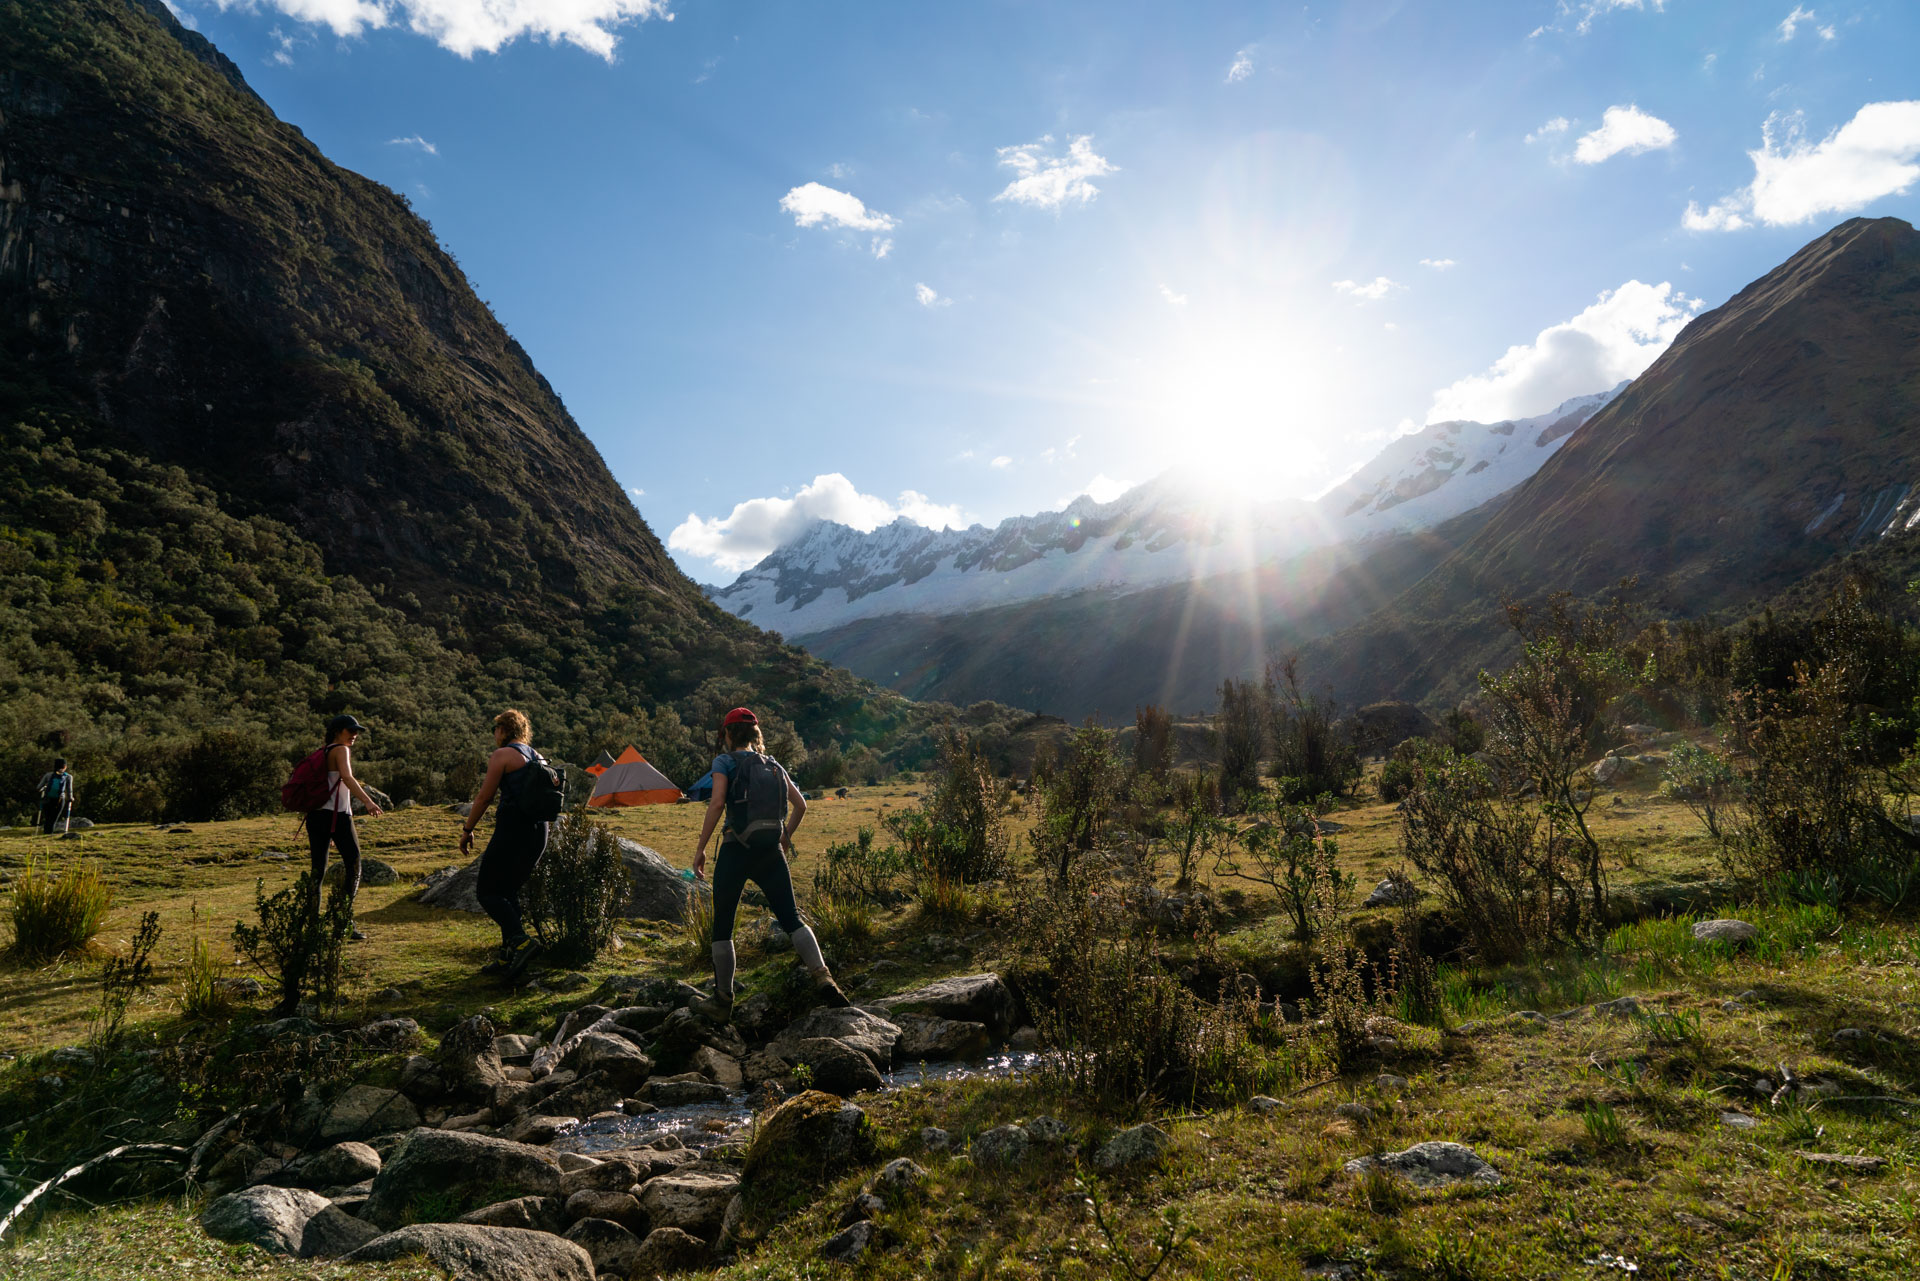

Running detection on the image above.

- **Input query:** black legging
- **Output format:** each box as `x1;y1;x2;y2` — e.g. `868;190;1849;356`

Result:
476;817;549;947
711;837;804;942
306;809;360;903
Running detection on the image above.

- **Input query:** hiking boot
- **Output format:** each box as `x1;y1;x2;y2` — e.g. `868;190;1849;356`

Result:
479;947;512;977
691;991;734;1023
348;929;369;942
503;937;543;979
811;970;852;1009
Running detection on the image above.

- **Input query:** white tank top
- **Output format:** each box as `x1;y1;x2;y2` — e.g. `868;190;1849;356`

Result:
319;745;351;813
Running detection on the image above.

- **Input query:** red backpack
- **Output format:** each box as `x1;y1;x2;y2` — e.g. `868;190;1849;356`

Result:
281;746;335;813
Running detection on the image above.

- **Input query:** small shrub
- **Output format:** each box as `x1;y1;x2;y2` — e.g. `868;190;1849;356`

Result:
523;805;631;964
914;869;975;927
1132;704;1175;780
9;859;114;961
677;882;716;964
1029;722;1125;882
1661;741;1738;840
231;873;353;1016
181;930;235;1021
883;731;1012;884
91;909;161;1056
1376;739;1423;803
811;826;909;902
1212;792;1350;941
1305;839;1371;1069
1399;745;1581;964
1164;772;1225;890
1383;885;1441;1027
1266;657;1362;801
1213;678;1266;813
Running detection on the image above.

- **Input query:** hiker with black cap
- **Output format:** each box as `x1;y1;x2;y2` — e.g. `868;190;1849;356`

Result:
36;759;74;835
691;706;850;1022
309;714;383;939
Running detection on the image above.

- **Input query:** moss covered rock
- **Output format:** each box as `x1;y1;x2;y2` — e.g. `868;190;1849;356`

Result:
737;1091;875;1237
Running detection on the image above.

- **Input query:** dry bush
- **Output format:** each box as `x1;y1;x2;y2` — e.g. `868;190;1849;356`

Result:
9;859;114;961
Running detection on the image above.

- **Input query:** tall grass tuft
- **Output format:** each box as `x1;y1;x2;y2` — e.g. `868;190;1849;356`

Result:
915;869;975;927
810;891;876;952
9;859;115;961
677;882;716;965
180;917;235;1021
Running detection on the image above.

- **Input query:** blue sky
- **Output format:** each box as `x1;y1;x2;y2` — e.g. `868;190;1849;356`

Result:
169;0;1920;582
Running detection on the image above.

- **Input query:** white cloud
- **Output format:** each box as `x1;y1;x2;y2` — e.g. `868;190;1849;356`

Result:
915;283;951;308
1332;276;1403;301
625;486;645;497
207;0;674;59
779;182;896;233
1526;117;1571;144
1419;257;1457;270
1427;280;1700;424
1039;435;1083;465
1573;105;1678;164
1684;101;1920;231
1159;284;1189;307
387;134;438;155
1226;48;1253;83
1556;0;1664;36
668;474;966;574
872;237;893;260
990;456;1012;469
993;135;1116;210
827;162;853;180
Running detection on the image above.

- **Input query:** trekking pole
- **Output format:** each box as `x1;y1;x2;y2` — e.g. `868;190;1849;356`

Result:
62;786;73;835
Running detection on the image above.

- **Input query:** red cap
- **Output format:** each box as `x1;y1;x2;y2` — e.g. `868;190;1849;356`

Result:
723;707;758;726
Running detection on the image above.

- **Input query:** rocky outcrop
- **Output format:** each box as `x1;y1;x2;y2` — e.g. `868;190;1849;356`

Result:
873;974;1017;1040
200;1186;331;1256
343;1224;595;1281
361;1130;563;1230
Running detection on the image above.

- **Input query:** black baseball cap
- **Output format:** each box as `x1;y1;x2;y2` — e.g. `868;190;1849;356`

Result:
325;714;369;737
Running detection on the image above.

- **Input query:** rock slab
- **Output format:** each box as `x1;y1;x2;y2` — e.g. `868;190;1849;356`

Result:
200;1185;331;1255
343;1224;595;1281
1343;1141;1503;1189
362;1129;563;1229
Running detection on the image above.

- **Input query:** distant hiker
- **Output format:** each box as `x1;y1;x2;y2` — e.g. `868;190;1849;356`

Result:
36;759;74;835
306;715;384;939
692;707;850;1022
461;709;564;979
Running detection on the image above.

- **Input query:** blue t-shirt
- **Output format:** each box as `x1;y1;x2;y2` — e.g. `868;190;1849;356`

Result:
711;752;790;792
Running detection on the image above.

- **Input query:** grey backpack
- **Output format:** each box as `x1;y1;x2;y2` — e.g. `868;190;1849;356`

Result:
724;751;787;849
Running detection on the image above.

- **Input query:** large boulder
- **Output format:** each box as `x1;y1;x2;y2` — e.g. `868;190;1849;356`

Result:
326;857;399;887
787;1038;884;1096
297;1205;383;1259
631;1226;708;1276
1346;701;1439;755
893;1013;992;1061
297;1141;381;1189
200;1185;331;1255
637;1168;740;1241
616;838;710;921
738;1092;874;1236
559;1032;654;1095
873;974;1017;1040
456;1196;569;1235
562;1217;646;1273
314;1085;421;1143
343;1224;595;1281
419;862;484;913
1693;919;1759;945
1094;1124;1173;1171
769;1007;902;1072
361;1129;563;1229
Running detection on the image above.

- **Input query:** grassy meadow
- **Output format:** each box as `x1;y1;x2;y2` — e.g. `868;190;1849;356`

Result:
5;764;1920;1279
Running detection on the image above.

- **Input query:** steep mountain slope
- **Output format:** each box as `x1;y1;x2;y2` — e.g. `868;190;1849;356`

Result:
715;391;1619;640
0;0;945;794
1300;216;1920;707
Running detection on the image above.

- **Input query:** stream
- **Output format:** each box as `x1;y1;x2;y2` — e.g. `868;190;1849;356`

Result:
555;1051;1046;1155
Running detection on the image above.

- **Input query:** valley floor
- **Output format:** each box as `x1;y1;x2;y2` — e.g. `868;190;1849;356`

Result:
4;777;1918;1279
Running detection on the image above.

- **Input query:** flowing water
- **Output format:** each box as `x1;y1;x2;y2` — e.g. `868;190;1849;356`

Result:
556;1051;1045;1155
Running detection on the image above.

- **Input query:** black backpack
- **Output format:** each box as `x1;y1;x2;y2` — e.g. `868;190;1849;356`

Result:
724;751;788;850
503;747;566;823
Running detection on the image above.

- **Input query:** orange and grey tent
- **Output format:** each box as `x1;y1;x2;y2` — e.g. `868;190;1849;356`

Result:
585;750;617;778
586;746;682;808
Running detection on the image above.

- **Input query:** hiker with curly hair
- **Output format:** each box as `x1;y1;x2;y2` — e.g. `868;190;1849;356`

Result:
461;708;555;979
310;715;384;941
691;707;849;1022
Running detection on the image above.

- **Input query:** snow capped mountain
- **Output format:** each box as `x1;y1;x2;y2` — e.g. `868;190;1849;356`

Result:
711;387;1624;638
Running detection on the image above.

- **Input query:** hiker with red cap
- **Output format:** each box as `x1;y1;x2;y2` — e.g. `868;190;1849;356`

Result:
691;706;850;1020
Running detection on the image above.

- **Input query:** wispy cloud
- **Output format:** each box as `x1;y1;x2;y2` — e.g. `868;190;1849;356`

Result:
990;456;1012;469
1159;284;1189;307
1428;280;1699;423
993;135;1116;210
1549;0;1665;37
1526;117;1572;144
668;474;965;574
1419;257;1457;270
915;283;951;308
387;134;439;155
1225;48;1254;83
1777;6;1835;41
212;0;674;60
1573;105;1677;164
1332;276;1403;301
1684;101;1920;231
